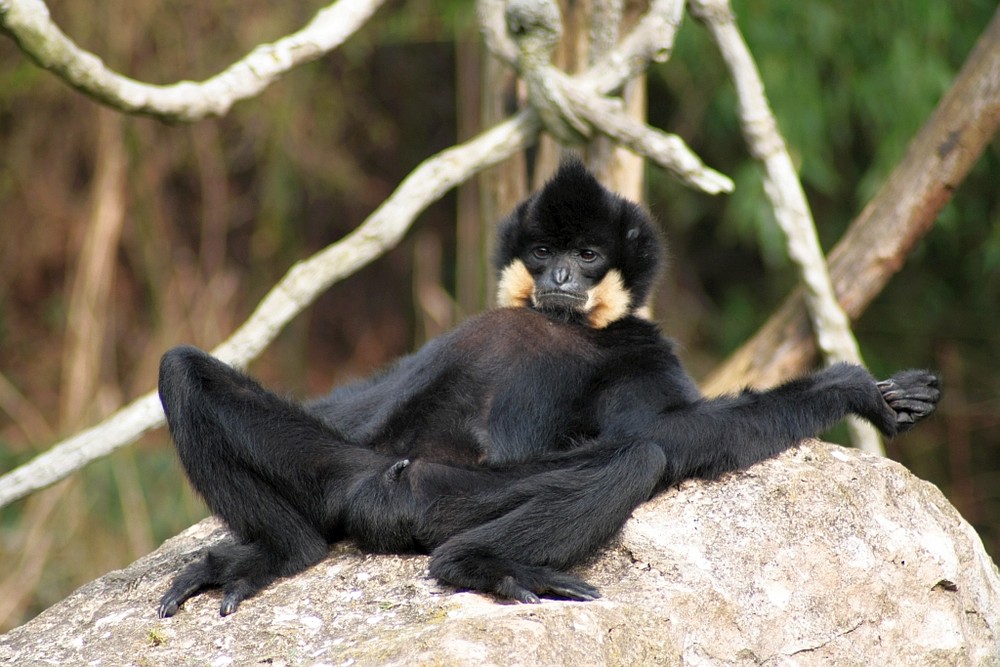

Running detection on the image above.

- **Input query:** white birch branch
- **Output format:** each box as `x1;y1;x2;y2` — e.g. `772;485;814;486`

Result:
0;0;385;121
0;111;541;509
688;0;884;455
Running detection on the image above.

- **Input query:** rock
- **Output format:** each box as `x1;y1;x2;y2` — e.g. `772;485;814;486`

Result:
2;441;998;666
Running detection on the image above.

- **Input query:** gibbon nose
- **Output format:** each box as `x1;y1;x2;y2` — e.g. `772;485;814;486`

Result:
554;266;571;285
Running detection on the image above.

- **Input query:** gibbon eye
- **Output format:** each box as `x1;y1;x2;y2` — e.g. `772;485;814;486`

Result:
532;247;552;259
578;249;599;262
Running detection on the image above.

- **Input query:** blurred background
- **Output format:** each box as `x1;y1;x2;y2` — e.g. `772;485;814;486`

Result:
0;0;997;631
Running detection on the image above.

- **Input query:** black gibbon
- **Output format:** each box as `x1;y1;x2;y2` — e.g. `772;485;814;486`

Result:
156;161;939;617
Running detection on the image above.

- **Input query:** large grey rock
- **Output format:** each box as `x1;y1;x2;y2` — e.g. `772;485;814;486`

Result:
2;441;998;666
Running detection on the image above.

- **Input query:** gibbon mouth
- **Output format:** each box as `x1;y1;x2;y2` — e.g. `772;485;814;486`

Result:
534;290;587;307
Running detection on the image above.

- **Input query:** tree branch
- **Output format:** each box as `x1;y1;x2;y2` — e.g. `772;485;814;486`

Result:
581;0;686;93
562;82;734;193
0;0;386;122
479;0;686;91
497;0;732;193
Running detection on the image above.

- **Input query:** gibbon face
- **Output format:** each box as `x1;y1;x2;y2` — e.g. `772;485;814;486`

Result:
494;161;663;328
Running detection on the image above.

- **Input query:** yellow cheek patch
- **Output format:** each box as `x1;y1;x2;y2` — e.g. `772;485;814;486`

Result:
585;269;632;328
496;259;535;308
497;261;634;327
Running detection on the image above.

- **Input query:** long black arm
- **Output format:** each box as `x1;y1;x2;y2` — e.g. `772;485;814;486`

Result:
645;364;940;484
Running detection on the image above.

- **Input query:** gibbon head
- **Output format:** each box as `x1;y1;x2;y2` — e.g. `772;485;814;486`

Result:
494;160;663;328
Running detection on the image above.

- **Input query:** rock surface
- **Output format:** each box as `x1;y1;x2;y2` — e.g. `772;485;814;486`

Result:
2;441;998;666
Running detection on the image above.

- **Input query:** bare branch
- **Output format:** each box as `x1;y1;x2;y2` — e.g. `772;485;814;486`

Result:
687;0;858;363
478;0;520;70
0;393;164;510
589;0;624;61
0;111;542;509
496;0;731;193
0;0;386;121
688;0;883;454
563;82;733;193
505;0;592;143
580;0;686;93
478;0;686;95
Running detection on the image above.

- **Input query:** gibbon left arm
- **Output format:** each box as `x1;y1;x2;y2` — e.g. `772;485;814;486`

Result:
599;360;940;485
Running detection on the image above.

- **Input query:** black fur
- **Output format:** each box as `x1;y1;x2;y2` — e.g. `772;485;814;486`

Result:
157;162;940;617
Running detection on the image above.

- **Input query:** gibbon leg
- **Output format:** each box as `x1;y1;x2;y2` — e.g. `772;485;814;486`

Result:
157;346;380;615
425;442;667;602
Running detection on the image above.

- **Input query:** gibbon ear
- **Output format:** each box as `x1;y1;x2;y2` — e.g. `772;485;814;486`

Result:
616;200;663;311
